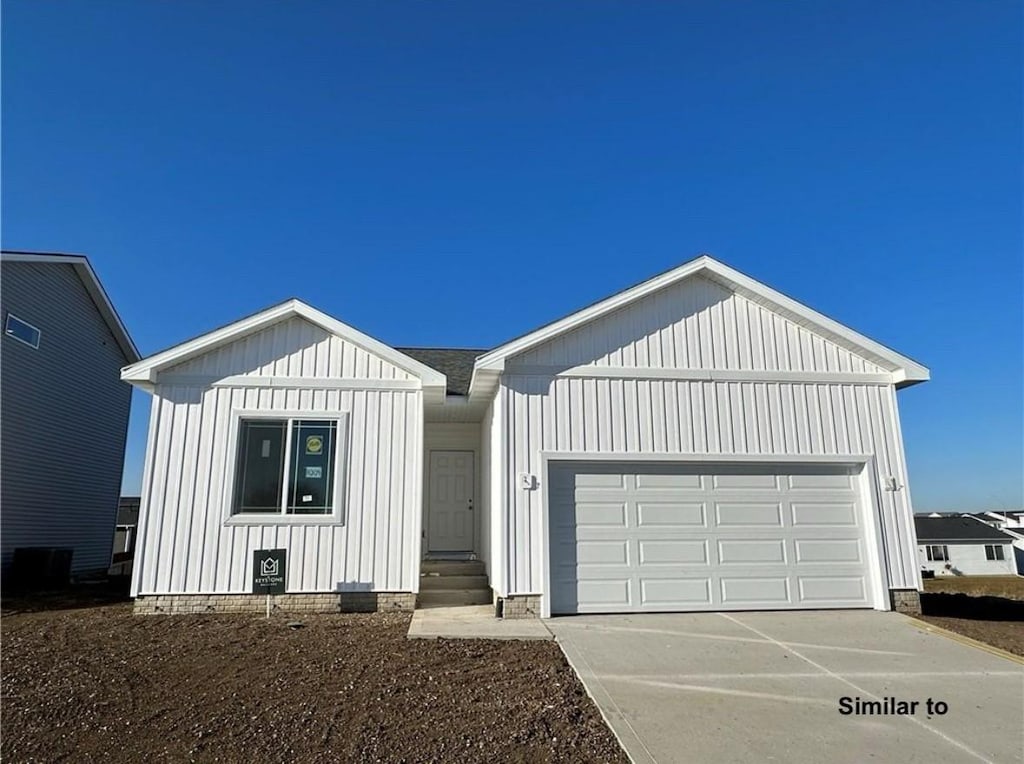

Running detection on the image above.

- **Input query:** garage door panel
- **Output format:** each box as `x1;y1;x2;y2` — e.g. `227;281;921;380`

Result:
717;539;787;564
577;579;631;606
713;473;780;490
636;502;706;527
788;472;855;490
573;502;628;527
549;461;875;615
575;540;630;565
641;578;711;606
639;539;708;564
715;503;784;527
575;472;627;488
798;576;866;602
720;577;790;604
794;539;863;563
791;502;859;526
634;472;703;489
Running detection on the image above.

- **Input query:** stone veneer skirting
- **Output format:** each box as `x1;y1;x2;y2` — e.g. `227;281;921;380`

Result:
501;594;542;619
134;592;416;615
889;588;922;615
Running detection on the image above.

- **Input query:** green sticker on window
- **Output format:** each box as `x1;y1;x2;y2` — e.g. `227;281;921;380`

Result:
305;435;323;455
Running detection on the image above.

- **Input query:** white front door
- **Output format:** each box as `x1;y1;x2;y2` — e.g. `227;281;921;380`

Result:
428;451;474;553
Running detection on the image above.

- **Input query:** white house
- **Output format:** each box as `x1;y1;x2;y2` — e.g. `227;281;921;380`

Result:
122;255;931;617
915;516;1019;577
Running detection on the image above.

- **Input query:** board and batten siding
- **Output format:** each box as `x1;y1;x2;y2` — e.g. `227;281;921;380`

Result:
133;317;423;597
509;275;887;374
163;315;415;381
501;377;917;594
1;261;132;574
497;277;919;597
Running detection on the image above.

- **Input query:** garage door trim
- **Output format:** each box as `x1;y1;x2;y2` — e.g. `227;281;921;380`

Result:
537;452;890;618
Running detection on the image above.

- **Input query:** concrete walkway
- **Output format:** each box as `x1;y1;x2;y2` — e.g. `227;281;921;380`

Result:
408;605;553;640
549;611;1023;764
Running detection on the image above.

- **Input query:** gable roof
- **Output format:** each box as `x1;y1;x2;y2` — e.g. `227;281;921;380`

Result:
1;251;140;362
396;348;486;396
473;254;929;389
120;298;447;395
914;516;1016;543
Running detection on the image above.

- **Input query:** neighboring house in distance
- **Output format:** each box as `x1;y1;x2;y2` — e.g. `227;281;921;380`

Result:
914;516;1018;576
1;251;139;579
961;511;1024;540
121;255;931;618
109;496;141;577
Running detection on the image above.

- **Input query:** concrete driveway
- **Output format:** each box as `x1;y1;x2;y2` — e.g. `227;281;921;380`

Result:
549;612;1023;764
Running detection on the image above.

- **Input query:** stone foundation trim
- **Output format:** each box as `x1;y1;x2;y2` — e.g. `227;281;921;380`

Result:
501;594;542;619
134;592;416;615
889;588;922;615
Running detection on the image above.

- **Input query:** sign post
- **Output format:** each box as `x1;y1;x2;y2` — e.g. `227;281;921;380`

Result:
252;549;286;619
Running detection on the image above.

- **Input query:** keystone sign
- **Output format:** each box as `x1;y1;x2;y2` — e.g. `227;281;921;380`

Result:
252;549;286;594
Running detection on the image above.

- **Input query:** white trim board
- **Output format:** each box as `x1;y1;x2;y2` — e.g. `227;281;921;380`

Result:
505;366;895;385
159;374;422;391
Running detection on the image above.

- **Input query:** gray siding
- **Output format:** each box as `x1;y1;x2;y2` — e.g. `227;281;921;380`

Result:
1;262;133;575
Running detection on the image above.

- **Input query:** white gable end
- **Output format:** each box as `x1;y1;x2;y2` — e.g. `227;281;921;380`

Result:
507;275;887;375
162;315;415;381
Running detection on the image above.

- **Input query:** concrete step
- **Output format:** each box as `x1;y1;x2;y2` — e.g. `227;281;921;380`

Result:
421;560;486;577
418;589;492;608
419;574;490;591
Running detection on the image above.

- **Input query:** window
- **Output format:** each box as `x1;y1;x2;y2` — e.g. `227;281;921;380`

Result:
232;418;339;516
5;313;40;348
925;545;949;562
985;544;1005;561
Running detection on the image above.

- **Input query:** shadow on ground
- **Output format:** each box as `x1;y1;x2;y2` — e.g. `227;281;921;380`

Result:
1;578;132;614
920;592;1024;622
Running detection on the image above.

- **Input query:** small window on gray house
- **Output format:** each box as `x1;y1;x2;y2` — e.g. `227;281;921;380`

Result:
5;314;40;349
984;544;1005;561
232;418;338;516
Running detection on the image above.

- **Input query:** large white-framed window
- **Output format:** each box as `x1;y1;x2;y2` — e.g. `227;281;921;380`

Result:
925;545;949;562
984;544;1005;561
225;410;348;525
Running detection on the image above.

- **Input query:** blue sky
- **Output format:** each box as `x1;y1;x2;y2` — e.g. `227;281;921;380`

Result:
3;2;1021;511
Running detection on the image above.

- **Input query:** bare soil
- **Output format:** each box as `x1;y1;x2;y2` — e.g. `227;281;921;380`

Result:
915;577;1024;657
1;602;626;763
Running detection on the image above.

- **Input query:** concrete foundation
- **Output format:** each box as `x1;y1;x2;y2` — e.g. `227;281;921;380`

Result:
889;588;922;615
501;594;542;619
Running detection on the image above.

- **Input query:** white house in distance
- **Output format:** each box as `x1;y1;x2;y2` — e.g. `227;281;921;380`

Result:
914;516;1019;577
121;255;931;618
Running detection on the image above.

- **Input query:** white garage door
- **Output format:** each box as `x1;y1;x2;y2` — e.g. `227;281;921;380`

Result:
548;461;876;614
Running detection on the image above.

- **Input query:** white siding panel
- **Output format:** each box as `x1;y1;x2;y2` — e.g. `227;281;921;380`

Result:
509;277;887;374
164;316;414;381
133;382;422;595
501;376;917;596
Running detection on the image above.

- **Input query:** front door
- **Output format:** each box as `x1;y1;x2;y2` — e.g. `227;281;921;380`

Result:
428;451;474;553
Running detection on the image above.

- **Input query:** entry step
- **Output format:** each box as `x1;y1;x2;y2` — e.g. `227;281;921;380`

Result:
420;574;489;591
421;560;486;577
418;589;493;607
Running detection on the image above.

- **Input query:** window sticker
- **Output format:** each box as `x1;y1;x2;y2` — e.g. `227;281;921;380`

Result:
261;440;272;458
305;435;323;455
305;466;322;479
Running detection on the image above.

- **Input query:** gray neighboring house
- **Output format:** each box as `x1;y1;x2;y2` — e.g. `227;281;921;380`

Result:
1;251;139;578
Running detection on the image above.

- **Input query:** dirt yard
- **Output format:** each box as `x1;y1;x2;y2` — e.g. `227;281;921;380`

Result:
1;603;626;763
916;575;1024;657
